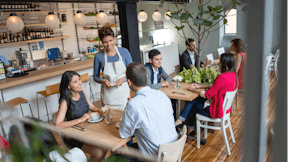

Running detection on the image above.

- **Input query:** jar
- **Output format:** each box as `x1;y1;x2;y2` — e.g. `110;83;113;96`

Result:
61;14;66;22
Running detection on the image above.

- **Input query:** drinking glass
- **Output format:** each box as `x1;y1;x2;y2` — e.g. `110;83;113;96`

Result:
104;115;113;125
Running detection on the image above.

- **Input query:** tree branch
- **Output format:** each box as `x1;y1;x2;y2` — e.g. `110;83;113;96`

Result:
203;0;212;6
200;31;210;52
209;23;225;33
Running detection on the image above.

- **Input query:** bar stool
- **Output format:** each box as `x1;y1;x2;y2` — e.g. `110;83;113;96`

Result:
36;83;60;121
4;97;34;117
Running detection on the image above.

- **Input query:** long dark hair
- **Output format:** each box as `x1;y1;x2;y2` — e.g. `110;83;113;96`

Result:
220;53;238;90
59;71;80;119
231;38;245;53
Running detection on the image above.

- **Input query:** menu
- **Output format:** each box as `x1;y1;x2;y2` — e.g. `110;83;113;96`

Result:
0;62;6;79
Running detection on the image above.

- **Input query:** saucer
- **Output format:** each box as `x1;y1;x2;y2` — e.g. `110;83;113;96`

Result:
88;117;103;123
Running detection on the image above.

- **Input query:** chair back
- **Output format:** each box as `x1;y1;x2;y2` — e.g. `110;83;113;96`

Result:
206;54;214;62
217;47;225;57
80;73;89;83
223;89;238;117
274;49;280;68
175;65;180;74
157;125;187;162
46;83;61;96
274;49;280;60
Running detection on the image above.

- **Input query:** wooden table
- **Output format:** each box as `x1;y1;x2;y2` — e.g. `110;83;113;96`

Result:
158;82;200;119
61;109;132;151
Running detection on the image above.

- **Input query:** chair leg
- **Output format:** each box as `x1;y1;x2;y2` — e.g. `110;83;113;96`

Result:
89;81;95;103
204;121;208;139
36;93;40;119
228;116;235;143
44;97;50;121
221;126;231;156
27;102;34;118
19;104;25;117
197;120;201;149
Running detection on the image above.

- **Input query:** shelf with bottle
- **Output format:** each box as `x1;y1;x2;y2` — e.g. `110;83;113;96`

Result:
0;27;69;46
2;10;66;14
0;36;69;46
0;22;68;29
0;2;42;12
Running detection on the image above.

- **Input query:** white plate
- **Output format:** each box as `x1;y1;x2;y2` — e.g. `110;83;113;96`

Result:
88;117;103;123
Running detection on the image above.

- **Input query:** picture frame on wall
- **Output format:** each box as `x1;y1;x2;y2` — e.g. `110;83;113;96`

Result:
154;21;164;29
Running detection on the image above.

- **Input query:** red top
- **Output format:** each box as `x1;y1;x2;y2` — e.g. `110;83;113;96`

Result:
0;135;9;148
205;72;237;119
237;52;246;89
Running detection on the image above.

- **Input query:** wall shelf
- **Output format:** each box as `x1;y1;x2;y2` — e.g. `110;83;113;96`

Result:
0;22;68;29
2;10;66;14
0;36;70;46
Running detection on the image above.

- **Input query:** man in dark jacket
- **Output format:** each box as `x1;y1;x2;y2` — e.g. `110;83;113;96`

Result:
180;38;203;72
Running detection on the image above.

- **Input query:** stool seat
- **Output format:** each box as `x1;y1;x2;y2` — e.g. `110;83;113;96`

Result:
5;97;29;107
37;90;48;97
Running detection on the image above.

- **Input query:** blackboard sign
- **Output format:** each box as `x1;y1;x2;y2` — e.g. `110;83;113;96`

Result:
154;21;164;29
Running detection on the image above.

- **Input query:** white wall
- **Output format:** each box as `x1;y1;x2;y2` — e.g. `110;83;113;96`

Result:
138;1;220;61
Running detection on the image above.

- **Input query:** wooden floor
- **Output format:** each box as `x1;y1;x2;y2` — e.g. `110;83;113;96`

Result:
52;72;277;162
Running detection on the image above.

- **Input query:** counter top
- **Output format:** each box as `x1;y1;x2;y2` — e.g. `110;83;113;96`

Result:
0;59;94;90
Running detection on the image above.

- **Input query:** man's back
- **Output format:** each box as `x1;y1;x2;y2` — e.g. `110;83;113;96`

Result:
119;86;178;155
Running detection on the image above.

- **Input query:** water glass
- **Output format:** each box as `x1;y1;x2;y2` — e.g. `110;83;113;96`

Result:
104;115;113;125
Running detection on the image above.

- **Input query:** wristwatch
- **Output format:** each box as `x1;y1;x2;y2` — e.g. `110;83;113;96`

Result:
193;88;197;93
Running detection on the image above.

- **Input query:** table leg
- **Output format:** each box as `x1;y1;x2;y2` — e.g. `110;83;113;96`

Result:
0;89;4;102
176;99;181;119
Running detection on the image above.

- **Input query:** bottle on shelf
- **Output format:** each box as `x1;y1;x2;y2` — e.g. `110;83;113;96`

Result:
0;33;4;44
13;34;17;42
3;32;7;43
50;29;54;38
18;33;21;42
7;32;10;43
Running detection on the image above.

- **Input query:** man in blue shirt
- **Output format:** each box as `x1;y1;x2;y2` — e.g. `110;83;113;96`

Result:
119;62;178;156
0;56;10;68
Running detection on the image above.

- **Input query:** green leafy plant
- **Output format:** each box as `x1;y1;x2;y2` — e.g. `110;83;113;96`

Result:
177;66;217;83
161;0;243;71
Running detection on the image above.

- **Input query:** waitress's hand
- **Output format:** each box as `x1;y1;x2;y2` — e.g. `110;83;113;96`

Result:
117;77;126;86
102;80;111;87
78;113;90;123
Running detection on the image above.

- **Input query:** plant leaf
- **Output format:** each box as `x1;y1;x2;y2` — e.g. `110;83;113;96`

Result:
193;23;198;27
202;20;212;27
213;15;221;20
207;6;212;11
180;13;190;20
224;18;228;24
203;10;210;14
197;11;204;19
193;18;202;24
175;26;185;31
198;6;203;11
171;14;180;19
215;6;222;11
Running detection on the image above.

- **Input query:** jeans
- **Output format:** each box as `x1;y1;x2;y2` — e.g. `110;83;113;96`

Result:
179;96;207;122
187;99;211;130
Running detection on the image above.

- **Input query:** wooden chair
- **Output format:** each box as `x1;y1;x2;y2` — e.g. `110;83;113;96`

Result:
36;83;60;121
265;56;273;94
80;73;97;103
2;97;34;118
174;65;180;74
273;49;280;81
157;125;187;162
196;89;237;156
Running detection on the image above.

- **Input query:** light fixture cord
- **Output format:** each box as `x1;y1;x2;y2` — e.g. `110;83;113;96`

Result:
49;2;51;12
141;2;143;10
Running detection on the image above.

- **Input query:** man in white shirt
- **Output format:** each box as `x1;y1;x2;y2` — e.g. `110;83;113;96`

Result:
119;62;178;156
180;38;203;72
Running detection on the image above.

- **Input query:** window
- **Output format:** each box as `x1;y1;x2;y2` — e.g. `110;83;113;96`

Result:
225;9;237;34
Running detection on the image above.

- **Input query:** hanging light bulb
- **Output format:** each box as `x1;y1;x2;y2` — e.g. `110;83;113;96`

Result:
45;12;60;29
165;10;171;20
96;10;107;25
6;13;24;34
152;10;162;21
74;10;86;27
138;10;148;22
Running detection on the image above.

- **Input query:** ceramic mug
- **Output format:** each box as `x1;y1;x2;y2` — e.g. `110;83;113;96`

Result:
90;112;100;121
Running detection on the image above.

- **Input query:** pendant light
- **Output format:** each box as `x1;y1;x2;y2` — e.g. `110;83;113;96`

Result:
138;2;148;22
74;4;86;27
152;5;161;21
96;3;107;24
6;13;24;33
74;10;86;27
45;3;60;29
165;4;171;20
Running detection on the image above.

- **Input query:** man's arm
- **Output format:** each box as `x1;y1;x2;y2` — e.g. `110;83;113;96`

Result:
118;103;139;138
161;68;172;83
180;53;191;70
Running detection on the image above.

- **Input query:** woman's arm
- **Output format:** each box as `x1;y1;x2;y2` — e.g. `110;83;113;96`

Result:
204;75;227;98
55;100;90;128
93;54;103;83
236;54;243;73
82;91;103;115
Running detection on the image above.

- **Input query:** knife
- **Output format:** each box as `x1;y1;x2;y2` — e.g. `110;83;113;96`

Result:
172;91;185;95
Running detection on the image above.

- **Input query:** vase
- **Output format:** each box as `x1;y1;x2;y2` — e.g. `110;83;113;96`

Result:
175;80;181;89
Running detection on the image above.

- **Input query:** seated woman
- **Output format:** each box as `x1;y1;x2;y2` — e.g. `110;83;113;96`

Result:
55;71;107;162
175;53;238;134
8;118;87;162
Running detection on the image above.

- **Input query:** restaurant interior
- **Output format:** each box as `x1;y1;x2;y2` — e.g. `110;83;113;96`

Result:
0;0;286;162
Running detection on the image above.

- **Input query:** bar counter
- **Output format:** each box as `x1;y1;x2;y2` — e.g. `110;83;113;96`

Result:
0;59;94;90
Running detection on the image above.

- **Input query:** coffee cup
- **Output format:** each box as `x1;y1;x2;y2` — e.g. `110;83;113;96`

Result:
90;112;100;121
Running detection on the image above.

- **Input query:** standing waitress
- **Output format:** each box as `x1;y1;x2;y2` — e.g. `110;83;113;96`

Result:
93;26;133;110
